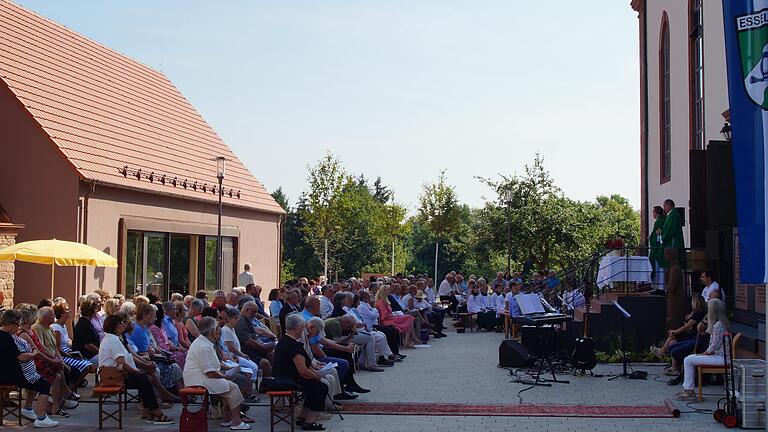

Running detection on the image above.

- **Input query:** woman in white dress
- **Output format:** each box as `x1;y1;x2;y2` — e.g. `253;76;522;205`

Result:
183;317;251;430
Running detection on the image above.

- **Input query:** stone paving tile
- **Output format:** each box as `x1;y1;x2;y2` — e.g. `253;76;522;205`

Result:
2;328;732;431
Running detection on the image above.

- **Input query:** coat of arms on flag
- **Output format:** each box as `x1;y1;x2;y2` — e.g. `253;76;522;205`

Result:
738;8;768;108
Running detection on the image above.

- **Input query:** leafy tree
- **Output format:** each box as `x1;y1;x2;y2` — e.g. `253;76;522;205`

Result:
595;194;641;246
301;152;346;279
372;177;393;204
475;154;638;271
271;187;289;212
417;171;462;281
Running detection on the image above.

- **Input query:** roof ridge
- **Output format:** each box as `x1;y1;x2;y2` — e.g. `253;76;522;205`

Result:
1;0;168;83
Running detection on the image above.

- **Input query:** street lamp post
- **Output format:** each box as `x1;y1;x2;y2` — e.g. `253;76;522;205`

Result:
216;157;226;292
504;190;513;274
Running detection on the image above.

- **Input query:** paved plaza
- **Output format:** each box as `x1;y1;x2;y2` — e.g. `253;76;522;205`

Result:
1;329;731;432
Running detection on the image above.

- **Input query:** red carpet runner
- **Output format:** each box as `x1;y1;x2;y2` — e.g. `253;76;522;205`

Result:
339;401;680;418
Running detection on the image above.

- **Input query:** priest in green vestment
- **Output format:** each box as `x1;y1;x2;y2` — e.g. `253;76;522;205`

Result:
648;205;666;280
659;199;685;269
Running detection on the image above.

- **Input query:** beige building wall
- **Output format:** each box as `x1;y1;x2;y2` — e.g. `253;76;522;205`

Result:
644;0;730;243
84;184;281;302
0;81;80;306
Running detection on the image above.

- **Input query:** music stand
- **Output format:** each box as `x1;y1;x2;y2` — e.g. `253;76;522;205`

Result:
608;301;645;380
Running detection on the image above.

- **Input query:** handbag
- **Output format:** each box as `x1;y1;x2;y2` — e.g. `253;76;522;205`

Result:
180;393;209;432
99;366;126;387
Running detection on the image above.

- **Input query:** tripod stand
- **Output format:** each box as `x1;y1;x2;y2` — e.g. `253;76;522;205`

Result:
529;325;570;386
607;300;646;380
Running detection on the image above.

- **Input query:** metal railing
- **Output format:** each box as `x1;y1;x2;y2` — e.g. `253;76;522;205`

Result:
519;245;708;311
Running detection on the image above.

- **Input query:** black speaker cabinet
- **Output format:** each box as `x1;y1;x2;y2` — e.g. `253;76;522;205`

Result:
498;340;536;368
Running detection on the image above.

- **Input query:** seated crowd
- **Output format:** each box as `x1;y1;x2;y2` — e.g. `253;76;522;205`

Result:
0;274;460;430
0;263;732;429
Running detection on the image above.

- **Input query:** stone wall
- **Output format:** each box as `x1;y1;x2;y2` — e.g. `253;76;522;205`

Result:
0;225;22;309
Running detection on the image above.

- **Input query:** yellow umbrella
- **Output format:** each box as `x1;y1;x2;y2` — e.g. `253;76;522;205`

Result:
0;238;118;298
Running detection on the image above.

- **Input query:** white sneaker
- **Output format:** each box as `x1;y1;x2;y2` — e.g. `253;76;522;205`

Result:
33;416;59;428
21;408;37;420
220;421;233;427
230;422;251;430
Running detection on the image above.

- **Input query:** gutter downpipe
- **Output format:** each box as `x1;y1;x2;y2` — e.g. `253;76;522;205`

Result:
642;0;650;244
80;180;96;298
277;213;285;287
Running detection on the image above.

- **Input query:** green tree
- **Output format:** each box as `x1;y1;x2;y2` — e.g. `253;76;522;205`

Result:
301;152;346;279
476;154;638;271
595;194;641;246
271;187;289;212
418;171;462;282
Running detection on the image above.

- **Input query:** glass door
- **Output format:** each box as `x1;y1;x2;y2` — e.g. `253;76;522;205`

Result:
169;235;191;297
125;231;143;298
143;233;166;299
199;236;236;295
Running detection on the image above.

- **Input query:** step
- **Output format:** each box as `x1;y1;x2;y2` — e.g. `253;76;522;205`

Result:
573;299;612;321
602;290;654;302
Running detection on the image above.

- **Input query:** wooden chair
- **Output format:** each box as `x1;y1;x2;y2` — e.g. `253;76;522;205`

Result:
267;390;296;432
0;384;22;426
267;317;282;338
504;314;511;338
697;333;742;401
456;313;476;333
93;386;124;429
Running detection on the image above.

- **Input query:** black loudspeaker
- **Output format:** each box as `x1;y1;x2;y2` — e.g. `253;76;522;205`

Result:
705;230;720;260
498;340;536;368
706;141;737;230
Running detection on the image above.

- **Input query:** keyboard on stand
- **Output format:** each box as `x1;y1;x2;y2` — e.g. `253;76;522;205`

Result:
513;312;572;326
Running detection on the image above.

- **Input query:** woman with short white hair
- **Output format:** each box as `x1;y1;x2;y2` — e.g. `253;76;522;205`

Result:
184;317;251;430
676;299;730;400
303;317;343;404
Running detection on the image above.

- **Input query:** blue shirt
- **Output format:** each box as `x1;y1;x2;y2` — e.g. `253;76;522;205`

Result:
301;310;315;322
269;300;283;317
507;295;522;318
162;316;178;345
128;324;151;353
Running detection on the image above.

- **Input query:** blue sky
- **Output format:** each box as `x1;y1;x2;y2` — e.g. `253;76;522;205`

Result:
17;0;640;212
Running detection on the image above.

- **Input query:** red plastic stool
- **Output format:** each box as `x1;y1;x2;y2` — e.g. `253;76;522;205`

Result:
179;386;209;432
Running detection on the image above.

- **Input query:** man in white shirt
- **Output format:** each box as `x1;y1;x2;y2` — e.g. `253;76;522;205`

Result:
700;271;724;302
423;279;437;305
319;285;335;319
438;273;459;313
344;295;395;366
237;264;255;287
357;289;405;359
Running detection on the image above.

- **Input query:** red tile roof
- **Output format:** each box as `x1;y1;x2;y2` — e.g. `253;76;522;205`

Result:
0;0;285;214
